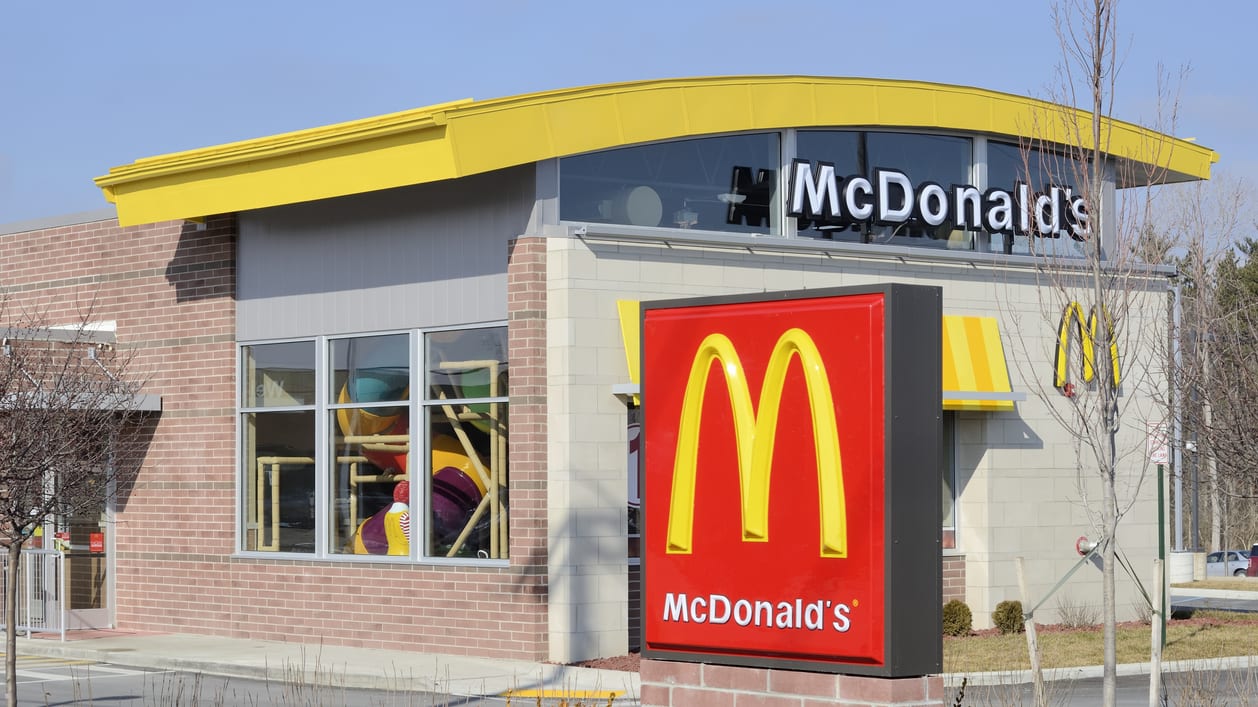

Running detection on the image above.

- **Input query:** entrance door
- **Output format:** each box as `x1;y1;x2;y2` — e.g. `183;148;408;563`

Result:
58;497;112;629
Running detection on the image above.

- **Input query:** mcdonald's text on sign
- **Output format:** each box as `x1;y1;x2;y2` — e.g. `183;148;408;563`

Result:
641;285;942;677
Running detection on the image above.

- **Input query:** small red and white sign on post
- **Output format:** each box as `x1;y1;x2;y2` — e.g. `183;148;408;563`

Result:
1147;422;1170;465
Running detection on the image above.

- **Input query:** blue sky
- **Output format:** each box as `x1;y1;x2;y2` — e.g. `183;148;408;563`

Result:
1;1;1254;225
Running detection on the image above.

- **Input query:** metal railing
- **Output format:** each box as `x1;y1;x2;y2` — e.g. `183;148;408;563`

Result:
0;548;66;640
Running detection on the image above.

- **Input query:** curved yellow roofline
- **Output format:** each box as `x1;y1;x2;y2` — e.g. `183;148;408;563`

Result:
95;75;1217;226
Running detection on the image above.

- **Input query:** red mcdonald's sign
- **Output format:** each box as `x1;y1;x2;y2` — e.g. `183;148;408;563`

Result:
641;285;942;677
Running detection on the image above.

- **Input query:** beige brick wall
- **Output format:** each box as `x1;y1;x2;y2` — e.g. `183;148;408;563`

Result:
548;234;1167;633
546;235;630;663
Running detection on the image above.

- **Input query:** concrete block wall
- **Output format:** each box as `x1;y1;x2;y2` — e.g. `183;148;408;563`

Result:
548;234;1167;638
545;236;631;662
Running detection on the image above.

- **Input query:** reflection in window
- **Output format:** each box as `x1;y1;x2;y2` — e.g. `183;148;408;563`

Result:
627;406;641;561
795;131;973;249
240;327;509;562
331;334;410;556
424;327;509;558
243;409;317;553
242;341;317;553
243;341;315;407
560;134;780;235
942;412;957;550
987;142;1086;257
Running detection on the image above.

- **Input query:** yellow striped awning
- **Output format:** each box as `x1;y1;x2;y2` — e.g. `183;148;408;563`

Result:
615;302;1021;411
943;315;1021;411
614;300;642;406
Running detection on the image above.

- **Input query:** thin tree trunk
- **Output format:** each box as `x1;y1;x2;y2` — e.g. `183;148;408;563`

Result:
1102;488;1118;706
6;542;20;707
1149;558;1164;707
1204;336;1222;551
1089;2;1117;703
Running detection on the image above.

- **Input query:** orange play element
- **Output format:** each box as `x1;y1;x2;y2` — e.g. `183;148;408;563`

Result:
431;433;487;495
336;383;402;436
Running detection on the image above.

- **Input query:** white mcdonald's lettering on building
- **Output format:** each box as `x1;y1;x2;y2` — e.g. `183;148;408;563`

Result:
787;159;1091;239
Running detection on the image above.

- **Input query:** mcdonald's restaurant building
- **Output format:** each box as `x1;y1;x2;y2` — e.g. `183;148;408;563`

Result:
2;76;1215;664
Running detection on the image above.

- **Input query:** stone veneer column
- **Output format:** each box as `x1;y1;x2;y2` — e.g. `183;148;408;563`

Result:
506;236;550;655
640;660;944;707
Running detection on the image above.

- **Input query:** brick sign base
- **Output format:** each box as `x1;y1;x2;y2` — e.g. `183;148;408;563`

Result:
640;659;944;706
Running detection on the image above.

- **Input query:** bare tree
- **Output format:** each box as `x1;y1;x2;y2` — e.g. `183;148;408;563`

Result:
0;304;149;707
1005;2;1192;705
1172;184;1258;553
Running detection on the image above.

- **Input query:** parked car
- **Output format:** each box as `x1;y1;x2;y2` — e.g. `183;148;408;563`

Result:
1206;549;1251;577
1249;544;1258;577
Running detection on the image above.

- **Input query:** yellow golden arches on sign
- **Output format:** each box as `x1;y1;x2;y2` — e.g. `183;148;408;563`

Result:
666;328;847;558
1054;302;1121;391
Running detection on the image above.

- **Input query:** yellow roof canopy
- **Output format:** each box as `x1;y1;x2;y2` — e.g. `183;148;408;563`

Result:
97;75;1218;227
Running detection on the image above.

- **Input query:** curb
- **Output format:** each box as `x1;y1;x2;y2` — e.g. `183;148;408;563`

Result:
946;654;1258;687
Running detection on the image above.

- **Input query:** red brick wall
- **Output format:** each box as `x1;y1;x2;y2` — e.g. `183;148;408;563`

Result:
3;217;552;661
942;555;965;604
629;563;641;651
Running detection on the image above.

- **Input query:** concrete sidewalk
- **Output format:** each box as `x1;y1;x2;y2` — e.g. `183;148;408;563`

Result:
9;589;1254;704
13;631;641;704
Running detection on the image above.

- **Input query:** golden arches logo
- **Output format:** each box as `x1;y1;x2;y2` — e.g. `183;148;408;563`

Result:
666;328;848;558
1054;302;1121;392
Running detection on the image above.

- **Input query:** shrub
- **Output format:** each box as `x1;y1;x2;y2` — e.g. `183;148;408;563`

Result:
992;600;1025;634
1055;594;1101;629
1131;600;1153;625
942;599;973;636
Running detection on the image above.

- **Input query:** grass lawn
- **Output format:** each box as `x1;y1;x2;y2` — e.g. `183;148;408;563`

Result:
946;578;1258;669
944;611;1258;674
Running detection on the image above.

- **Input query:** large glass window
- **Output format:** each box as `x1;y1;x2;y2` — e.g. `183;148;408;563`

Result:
942;412;957;550
795;131;973;248
987;142;1085;257
242;342;317;553
330;334;410;556
627;405;641;561
560;133;780;235
240;326;509;561
424;327;509;559
556;128;1099;260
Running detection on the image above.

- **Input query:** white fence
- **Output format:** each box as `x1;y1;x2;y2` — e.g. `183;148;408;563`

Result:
0;548;65;640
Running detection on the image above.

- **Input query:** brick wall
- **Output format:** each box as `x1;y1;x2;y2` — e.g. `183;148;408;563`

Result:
629;563;641;651
1;217;554;661
641;659;944;706
502;235;550;655
942;555;965;604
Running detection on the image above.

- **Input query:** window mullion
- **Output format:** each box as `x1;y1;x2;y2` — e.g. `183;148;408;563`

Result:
314;335;329;557
412;329;423;561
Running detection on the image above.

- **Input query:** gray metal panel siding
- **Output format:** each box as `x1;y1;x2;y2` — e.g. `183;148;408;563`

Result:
237;167;534;341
